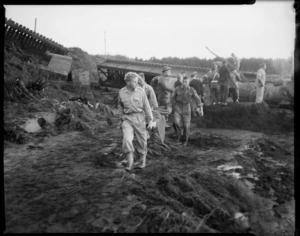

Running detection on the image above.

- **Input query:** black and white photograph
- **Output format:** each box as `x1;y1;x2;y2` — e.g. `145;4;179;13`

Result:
3;2;295;234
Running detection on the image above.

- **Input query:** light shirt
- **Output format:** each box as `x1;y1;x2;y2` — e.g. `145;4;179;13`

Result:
140;83;158;109
256;68;266;87
118;86;153;123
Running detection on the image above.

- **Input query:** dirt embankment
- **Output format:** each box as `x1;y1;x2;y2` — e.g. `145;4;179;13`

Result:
3;46;294;235
196;102;294;134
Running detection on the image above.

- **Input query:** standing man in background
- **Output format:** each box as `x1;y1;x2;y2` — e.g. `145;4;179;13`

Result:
118;72;155;170
231;53;241;81
218;60;231;106
189;71;203;116
180;71;186;78
255;63;267;103
208;63;220;105
228;53;242;103
174;74;183;88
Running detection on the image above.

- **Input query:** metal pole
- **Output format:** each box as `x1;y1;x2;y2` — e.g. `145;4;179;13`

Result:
34;18;37;32
104;31;106;57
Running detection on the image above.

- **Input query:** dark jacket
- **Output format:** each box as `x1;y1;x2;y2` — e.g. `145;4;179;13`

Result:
189;79;203;97
174;80;182;88
218;65;231;84
171;85;201;106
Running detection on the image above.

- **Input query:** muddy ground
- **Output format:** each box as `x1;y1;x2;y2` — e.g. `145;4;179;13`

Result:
3;45;294;234
3;83;295;235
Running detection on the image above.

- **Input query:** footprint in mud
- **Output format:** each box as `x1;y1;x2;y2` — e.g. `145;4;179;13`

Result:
241;141;294;205
188;133;238;150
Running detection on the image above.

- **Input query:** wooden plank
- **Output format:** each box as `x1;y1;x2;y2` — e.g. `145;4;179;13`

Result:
46;53;73;76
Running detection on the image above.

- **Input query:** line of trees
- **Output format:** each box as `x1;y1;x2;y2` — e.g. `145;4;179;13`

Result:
100;54;293;75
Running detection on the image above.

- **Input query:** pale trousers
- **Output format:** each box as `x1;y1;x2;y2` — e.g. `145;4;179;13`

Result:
122;117;147;155
255;86;265;103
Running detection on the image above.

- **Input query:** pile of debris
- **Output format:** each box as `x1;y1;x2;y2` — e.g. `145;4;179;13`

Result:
4;43;54;103
51;96;119;135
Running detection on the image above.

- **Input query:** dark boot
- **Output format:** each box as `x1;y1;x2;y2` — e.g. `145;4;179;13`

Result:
183;139;188;146
173;123;181;142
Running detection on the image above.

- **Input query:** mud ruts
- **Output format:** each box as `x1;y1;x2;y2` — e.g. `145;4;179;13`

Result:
5;18;68;56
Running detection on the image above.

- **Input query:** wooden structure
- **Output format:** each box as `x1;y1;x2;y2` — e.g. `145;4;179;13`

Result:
97;58;211;88
97;58;260;88
38;52;72;82
5;18;68;56
44;52;73;76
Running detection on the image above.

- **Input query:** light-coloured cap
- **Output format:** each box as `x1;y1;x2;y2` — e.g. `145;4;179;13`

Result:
124;72;139;81
162;66;171;72
191;71;198;77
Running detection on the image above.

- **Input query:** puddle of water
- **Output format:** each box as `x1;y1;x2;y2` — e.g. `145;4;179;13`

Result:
226;172;241;179
20;112;56;133
269;188;275;196
36;112;56;123
246;173;259;180
243;179;255;190
234;212;250;229
21;119;41;133
217;164;243;171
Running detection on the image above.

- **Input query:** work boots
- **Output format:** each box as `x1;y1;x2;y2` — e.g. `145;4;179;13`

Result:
138;153;146;169
173;123;182;143
125;152;134;171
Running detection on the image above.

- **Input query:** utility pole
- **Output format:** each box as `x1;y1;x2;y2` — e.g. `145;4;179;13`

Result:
34;18;37;32
104;31;106;57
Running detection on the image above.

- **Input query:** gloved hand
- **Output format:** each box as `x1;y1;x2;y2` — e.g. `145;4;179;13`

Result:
196;105;204;117
118;118;123;129
147;120;157;130
167;106;172;115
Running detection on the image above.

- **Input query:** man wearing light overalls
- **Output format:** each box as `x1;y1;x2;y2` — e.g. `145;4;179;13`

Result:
118;72;155;170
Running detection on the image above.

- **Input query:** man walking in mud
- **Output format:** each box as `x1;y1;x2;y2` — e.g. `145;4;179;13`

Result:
138;73;158;110
255;63;267;103
150;66;174;117
118;72;155;170
171;75;203;146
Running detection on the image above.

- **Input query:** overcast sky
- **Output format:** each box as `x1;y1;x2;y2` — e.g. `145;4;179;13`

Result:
4;3;295;60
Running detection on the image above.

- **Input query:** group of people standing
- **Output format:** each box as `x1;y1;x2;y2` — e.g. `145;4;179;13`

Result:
116;56;267;170
174;53;267;106
172;53;242;107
